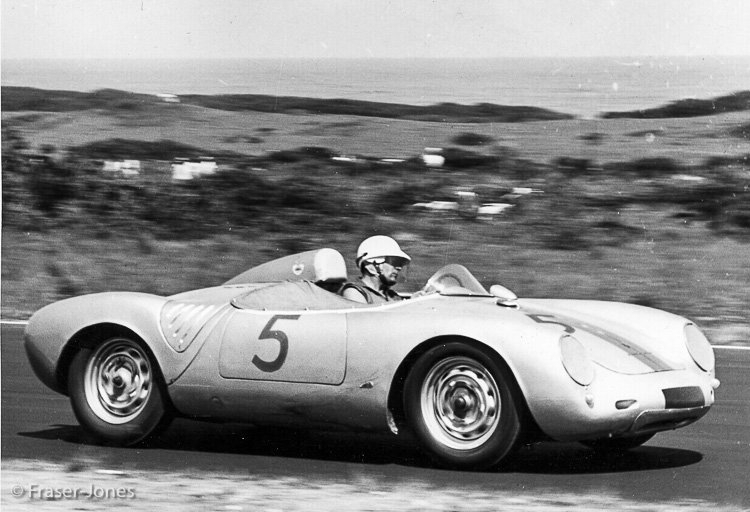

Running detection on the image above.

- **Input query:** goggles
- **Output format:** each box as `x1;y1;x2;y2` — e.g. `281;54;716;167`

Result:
373;256;410;268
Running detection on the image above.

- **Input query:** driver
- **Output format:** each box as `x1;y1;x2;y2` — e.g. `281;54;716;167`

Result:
341;235;411;304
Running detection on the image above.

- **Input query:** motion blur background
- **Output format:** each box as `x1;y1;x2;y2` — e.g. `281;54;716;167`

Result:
2;0;749;345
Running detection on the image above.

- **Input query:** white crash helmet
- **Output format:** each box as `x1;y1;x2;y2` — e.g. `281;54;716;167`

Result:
356;235;411;272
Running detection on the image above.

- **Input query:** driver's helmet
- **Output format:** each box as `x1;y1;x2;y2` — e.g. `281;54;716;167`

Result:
356;235;411;272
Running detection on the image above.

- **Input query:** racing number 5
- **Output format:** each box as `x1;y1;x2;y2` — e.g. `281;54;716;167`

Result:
526;313;576;334
252;315;300;372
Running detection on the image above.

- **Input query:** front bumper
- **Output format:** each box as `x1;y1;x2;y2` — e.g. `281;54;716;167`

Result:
628;405;711;436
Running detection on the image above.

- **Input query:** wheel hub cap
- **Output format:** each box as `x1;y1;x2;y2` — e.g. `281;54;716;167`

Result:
422;356;501;450
85;338;152;424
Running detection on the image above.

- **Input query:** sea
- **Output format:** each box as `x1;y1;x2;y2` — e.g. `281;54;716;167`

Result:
2;56;749;118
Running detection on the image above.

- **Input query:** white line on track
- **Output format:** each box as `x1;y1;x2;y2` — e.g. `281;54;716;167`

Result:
1;320;747;349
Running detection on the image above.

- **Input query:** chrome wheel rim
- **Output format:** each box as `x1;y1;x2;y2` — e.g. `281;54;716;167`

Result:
84;338;152;424
421;356;500;450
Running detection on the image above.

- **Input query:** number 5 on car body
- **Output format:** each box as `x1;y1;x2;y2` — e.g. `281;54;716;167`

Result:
252;315;300;372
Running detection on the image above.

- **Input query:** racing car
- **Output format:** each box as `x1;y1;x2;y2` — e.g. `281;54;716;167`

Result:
25;248;719;470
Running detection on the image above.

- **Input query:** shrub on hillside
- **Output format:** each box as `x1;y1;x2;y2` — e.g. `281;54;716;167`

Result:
704;154;749;169
554;157;595;175
604;157;682;178
28;157;78;214
728;123;750;139
273;176;334;212
373;177;451;214
578;132;606;144
441;148;499;169
451;132;495;146
70;138;209;161
269;146;335;163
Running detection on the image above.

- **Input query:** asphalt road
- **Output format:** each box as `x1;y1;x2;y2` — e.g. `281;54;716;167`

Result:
2;324;748;508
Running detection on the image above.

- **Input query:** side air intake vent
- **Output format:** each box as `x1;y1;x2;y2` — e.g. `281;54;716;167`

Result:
160;302;231;353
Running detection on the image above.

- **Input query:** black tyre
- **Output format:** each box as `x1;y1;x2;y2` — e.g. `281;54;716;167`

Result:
403;342;525;470
68;336;173;446
580;433;655;452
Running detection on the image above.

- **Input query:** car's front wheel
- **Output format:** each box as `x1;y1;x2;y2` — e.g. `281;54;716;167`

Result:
404;342;525;470
68;336;172;446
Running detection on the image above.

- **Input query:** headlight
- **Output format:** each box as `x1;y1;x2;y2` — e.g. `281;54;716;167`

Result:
684;323;715;372
559;335;595;386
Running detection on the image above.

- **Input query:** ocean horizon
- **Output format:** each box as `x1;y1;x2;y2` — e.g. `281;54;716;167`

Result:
2;56;749;118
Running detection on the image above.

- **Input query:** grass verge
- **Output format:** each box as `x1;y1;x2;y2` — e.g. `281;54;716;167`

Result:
2;459;745;512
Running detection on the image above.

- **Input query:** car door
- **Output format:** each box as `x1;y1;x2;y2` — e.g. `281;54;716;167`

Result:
218;309;347;385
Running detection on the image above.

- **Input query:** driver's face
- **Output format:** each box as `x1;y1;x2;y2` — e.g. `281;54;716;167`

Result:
376;261;403;286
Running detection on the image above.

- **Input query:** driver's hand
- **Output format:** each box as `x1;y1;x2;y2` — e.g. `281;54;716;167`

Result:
411;285;435;298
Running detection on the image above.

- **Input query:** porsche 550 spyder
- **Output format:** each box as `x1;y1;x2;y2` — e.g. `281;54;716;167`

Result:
25;248;719;470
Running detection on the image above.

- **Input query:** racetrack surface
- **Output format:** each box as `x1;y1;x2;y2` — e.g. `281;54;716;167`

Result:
2;324;748;509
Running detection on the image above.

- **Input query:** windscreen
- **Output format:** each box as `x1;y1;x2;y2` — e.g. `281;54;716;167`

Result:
422;264;490;296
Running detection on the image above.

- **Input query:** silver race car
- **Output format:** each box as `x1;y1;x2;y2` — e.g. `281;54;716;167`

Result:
25;248;719;470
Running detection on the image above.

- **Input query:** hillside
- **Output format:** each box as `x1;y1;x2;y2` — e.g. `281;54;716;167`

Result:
601;90;750;119
1;86;574;123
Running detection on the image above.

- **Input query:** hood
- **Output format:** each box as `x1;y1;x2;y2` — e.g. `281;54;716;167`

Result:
518;299;685;375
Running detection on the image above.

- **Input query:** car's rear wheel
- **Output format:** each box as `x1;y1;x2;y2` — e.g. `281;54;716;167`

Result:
580;433;655;452
68;336;172;446
403;342;525;470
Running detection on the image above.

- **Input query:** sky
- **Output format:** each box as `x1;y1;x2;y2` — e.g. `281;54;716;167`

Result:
2;0;750;60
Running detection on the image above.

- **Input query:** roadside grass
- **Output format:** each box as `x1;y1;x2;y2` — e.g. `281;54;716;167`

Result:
1;459;745;512
3;207;749;345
